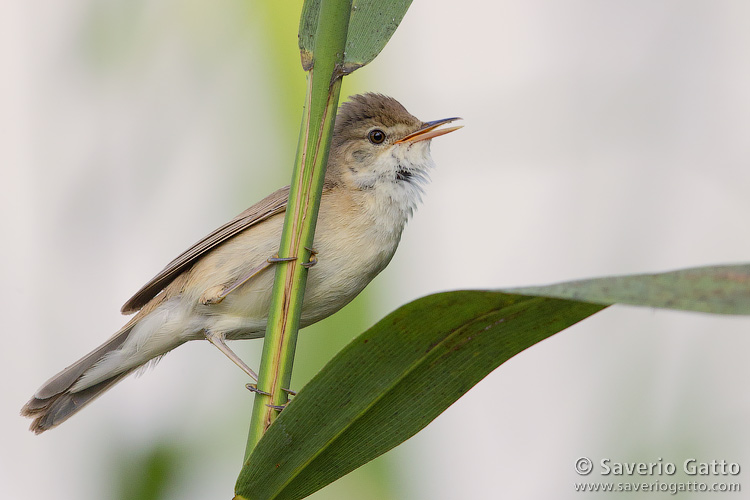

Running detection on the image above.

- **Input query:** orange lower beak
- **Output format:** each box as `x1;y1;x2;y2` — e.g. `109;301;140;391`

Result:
395;117;463;144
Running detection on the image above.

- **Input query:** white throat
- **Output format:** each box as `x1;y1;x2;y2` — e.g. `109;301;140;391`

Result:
356;140;434;236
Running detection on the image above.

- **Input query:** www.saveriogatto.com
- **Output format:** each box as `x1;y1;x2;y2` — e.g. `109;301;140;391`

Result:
573;457;741;495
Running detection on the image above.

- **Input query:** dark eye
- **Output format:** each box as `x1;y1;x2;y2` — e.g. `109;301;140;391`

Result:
368;129;386;144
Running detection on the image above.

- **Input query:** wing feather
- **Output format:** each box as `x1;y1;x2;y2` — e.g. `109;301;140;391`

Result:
120;186;289;314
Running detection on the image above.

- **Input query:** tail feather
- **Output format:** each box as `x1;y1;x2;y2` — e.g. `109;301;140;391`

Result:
22;371;134;434
21;326;135;434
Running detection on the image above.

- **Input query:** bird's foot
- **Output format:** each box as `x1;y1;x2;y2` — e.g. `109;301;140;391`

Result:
267;254;297;264
301;247;318;269
245;384;272;396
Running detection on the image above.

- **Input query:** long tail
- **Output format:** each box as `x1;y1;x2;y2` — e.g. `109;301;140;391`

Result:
21;325;136;434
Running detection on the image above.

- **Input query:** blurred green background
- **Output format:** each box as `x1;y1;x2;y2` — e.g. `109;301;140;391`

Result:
3;1;750;499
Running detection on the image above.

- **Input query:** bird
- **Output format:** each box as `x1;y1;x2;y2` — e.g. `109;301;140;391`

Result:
21;93;461;434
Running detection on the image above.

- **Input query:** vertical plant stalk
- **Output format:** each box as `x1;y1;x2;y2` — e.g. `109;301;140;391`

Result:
243;0;352;460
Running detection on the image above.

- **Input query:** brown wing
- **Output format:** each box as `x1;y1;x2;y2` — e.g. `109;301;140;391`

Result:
120;186;290;314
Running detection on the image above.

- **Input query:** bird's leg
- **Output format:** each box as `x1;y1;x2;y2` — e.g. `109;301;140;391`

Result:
200;260;274;305
200;249;316;305
206;330;285;397
210;251;312;397
204;330;258;382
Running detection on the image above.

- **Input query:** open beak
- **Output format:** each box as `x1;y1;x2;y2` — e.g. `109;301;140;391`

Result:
395;117;463;144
